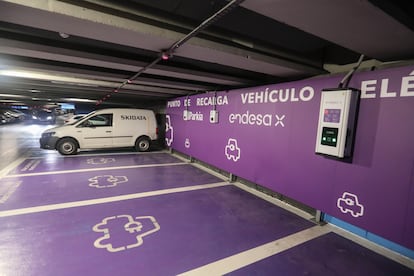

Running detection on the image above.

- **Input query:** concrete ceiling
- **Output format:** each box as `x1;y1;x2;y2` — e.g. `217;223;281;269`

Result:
0;0;413;107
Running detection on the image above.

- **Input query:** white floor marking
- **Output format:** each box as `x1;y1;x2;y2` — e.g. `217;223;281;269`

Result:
0;156;27;178
88;175;128;189
0;181;230;217
178;225;331;276
3;162;186;178
93;215;161;253
0;181;22;203
25;150;170;159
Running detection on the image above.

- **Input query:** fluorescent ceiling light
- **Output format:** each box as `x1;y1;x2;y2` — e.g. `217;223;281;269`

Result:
63;98;95;103
59;32;70;39
0;70;47;79
0;93;28;98
51;81;99;87
0;99;23;103
31;97;53;101
0;70;114;87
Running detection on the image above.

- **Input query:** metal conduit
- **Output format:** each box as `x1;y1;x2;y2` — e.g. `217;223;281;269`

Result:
166;0;245;54
98;0;245;104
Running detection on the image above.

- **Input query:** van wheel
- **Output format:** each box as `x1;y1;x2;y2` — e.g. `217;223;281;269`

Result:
57;138;78;155
135;137;150;152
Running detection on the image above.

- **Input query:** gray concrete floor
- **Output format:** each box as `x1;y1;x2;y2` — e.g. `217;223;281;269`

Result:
0;121;54;173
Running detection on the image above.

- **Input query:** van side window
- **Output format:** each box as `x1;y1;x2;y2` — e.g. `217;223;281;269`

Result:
82;114;113;127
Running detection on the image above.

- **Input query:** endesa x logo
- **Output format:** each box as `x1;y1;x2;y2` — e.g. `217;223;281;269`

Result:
275;114;285;127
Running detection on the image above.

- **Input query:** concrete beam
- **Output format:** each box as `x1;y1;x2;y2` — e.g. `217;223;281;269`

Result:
0;0;325;76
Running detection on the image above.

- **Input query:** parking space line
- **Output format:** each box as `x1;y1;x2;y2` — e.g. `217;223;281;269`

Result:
178;225;331;276
0;156;27;178
3;162;186;178
25;150;170;159
0;181;22;203
0;181;230;217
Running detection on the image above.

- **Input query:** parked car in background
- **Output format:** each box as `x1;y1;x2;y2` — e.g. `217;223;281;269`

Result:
0;112;8;124
32;109;56;124
0;108;20;123
9;109;26;121
54;108;64;115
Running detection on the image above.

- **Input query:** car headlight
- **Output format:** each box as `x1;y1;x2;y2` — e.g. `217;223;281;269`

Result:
42;132;56;138
32;115;37;119
47;116;52;120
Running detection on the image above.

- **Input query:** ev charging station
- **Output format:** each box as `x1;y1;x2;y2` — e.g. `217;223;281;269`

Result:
315;88;360;160
210;110;219;123
183;109;189;120
210;92;219;124
183;95;190;120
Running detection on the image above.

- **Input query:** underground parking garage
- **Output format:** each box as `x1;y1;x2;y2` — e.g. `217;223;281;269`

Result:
0;0;414;275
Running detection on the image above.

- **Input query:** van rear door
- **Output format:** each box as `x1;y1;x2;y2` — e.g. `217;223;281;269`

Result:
76;113;113;148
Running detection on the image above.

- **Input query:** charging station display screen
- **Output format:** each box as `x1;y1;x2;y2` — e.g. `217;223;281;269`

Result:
323;109;341;123
321;127;338;147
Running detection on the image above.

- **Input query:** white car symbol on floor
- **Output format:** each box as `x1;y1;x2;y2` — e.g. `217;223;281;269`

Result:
88;175;128;188
93;215;160;253
87;158;116;165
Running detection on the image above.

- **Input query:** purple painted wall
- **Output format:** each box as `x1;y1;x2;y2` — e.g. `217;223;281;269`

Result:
166;65;414;250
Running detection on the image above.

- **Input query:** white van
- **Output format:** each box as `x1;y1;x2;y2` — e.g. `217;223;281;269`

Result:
40;108;158;155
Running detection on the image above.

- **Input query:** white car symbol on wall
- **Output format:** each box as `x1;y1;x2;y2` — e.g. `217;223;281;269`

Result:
165;115;174;146
225;138;241;162
337;192;364;217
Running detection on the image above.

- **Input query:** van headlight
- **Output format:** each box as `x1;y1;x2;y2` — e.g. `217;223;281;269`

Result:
42;132;56;138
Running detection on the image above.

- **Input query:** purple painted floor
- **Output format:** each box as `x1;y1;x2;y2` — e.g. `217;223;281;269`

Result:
0;186;314;275
8;152;183;175
0;164;222;210
228;232;414;276
0;152;413;275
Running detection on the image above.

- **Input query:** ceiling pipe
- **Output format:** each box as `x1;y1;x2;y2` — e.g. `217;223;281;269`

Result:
98;0;245;104
79;0;324;73
164;0;245;57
